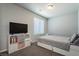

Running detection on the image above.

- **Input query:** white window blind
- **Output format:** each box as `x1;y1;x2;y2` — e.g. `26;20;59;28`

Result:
34;17;44;34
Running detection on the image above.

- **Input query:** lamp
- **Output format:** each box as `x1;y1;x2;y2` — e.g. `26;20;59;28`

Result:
48;4;55;9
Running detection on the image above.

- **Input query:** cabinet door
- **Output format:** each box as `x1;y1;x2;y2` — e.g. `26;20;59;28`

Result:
9;43;18;54
25;40;31;47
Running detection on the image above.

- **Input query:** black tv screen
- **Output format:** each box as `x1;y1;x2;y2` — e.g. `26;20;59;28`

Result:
10;22;28;34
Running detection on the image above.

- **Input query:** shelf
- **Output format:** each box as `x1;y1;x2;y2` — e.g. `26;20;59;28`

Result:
8;33;31;54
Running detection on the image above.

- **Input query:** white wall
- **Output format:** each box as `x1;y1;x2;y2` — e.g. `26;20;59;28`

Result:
48;12;78;37
78;9;79;33
0;5;2;50
0;4;47;51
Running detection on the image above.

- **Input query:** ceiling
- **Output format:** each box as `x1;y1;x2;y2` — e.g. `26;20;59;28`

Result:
18;3;79;19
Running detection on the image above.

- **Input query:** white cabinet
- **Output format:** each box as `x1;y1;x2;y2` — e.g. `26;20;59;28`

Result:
8;33;31;54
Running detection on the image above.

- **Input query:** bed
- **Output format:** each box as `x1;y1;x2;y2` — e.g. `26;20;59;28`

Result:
37;35;70;51
37;35;79;56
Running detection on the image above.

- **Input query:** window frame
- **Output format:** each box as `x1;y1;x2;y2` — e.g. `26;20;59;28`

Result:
34;17;45;35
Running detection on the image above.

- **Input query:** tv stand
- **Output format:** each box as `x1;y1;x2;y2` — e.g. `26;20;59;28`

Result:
8;33;31;54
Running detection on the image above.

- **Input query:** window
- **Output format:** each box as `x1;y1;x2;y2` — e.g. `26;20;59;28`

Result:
34;17;45;34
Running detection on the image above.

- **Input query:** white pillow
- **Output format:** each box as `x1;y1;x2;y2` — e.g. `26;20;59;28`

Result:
70;33;77;42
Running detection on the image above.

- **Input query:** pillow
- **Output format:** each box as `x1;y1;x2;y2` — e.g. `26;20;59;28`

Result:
73;38;79;46
70;34;79;43
70;34;76;42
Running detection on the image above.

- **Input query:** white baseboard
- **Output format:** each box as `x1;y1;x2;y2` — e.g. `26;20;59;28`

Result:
0;49;7;53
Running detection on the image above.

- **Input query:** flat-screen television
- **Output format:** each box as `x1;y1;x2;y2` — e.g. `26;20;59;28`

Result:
10;22;28;34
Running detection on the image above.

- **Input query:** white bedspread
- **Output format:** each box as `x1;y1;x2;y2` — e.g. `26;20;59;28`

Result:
37;35;70;51
39;35;70;43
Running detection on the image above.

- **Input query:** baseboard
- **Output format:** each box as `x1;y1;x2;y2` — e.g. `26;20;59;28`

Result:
0;49;7;53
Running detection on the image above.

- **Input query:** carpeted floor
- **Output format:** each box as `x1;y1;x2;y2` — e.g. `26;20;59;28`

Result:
0;43;63;56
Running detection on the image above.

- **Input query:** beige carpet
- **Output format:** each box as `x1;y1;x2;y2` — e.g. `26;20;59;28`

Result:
0;43;63;56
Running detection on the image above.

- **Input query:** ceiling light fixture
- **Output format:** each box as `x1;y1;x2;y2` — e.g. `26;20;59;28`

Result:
48;4;55;9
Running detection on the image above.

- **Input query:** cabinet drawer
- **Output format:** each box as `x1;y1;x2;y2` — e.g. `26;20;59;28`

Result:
25;40;31;47
37;42;52;50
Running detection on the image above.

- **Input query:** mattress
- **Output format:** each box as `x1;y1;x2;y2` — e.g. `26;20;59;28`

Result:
37;35;70;51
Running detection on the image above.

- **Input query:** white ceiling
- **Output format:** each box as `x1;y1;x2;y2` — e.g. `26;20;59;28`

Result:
18;3;79;18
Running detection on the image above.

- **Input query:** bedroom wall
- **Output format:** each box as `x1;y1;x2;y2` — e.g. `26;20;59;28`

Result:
0;5;2;51
48;12;78;37
0;4;47;51
78;9;79;33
